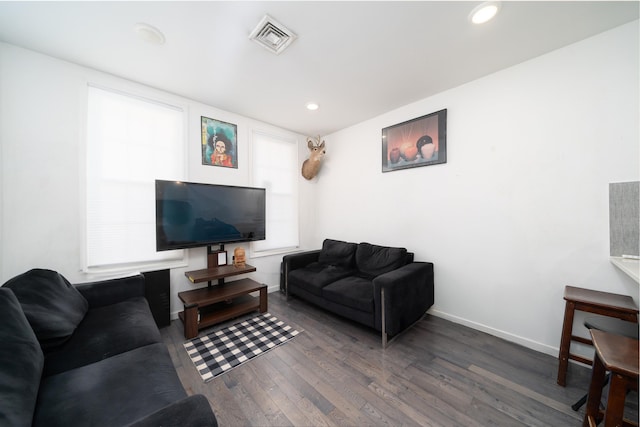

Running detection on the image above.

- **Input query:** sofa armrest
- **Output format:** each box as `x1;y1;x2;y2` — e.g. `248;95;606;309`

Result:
127;394;217;427
373;262;434;337
75;274;145;308
282;250;321;295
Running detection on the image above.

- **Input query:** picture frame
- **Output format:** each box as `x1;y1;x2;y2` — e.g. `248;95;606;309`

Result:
217;251;227;266
207;250;227;267
382;109;447;172
201;116;238;168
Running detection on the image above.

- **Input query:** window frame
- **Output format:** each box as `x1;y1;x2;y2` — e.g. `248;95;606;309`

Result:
249;128;300;258
81;82;189;275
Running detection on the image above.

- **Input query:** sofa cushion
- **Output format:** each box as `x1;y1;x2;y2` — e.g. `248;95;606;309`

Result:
0;287;44;427
318;239;357;268
355;242;408;279
34;343;187;427
322;276;374;313
289;262;354;297
3;269;89;350
43;297;162;376
129;395;218;427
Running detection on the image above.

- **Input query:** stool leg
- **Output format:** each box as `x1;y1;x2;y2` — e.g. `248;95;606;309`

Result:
603;373;629;427
558;300;576;386
583;354;606;427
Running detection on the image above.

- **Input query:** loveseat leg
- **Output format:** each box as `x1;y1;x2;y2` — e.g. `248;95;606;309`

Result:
381;288;388;348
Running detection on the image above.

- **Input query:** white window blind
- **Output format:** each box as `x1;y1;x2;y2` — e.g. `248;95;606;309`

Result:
251;131;299;254
85;85;185;271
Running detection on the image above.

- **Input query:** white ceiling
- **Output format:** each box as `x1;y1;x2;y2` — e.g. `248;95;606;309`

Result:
0;1;637;136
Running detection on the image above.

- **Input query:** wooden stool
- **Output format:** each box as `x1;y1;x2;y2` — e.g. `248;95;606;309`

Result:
572;318;639;411
583;329;639;427
557;286;638;386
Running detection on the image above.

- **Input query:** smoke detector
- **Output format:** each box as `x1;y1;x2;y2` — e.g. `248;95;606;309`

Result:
249;15;297;55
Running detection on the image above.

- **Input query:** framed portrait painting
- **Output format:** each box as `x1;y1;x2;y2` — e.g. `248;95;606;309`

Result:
201;116;238;168
382;109;447;172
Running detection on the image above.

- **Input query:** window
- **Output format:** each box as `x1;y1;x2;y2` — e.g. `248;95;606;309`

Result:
85;85;185;272
251;130;299;254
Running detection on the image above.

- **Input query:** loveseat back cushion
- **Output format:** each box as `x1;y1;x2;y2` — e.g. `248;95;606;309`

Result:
318;239;357;268
3;269;89;350
0;287;44;427
355;242;408;279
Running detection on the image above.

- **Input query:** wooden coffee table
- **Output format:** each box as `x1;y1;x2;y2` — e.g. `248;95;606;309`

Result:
178;278;267;339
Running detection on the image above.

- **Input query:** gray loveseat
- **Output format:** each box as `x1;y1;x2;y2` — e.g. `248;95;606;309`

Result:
282;239;434;346
0;269;217;427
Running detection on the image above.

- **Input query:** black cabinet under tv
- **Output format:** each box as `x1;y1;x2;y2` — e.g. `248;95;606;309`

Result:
142;269;171;328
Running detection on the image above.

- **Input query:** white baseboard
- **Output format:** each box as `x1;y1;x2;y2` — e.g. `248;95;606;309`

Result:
429;308;559;358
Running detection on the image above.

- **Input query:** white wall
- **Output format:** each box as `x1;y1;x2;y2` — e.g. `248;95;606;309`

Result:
1;20;638;357
314;21;639;356
0;42;316;317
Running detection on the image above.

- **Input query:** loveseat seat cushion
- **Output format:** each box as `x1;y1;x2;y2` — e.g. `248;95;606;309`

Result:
34;343;187;427
355;242;408;279
318;239;357;268
129;395;218;427
0;288;44;427
43;297;162;376
288;262;355;297
322;276;374;313
3;269;89;350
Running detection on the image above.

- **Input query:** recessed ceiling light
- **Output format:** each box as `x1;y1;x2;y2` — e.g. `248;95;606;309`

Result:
306;102;319;111
134;23;166;45
469;1;501;25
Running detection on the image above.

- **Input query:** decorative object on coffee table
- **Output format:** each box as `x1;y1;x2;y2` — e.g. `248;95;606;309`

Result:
233;247;246;268
184;313;301;382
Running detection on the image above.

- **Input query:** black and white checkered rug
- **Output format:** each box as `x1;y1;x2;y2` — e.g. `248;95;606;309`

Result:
183;313;301;382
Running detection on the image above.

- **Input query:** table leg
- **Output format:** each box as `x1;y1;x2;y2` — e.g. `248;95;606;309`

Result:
183;303;199;339
259;287;268;313
558;300;576;386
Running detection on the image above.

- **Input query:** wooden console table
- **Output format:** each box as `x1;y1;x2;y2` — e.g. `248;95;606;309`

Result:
179;264;267;339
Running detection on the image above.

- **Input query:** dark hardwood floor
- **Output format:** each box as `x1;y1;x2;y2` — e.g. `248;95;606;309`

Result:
161;291;638;426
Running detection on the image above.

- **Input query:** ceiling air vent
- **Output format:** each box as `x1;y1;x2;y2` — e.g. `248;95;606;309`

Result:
249;15;297;55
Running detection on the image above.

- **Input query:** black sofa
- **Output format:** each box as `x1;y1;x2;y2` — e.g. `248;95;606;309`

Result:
0;269;217;427
282;239;434;346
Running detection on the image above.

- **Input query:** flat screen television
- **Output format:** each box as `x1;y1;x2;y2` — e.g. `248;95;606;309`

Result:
155;180;266;251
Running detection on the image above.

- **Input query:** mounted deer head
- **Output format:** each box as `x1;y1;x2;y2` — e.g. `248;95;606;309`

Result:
302;136;326;180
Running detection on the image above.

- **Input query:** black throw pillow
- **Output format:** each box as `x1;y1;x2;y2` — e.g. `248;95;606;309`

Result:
355;242;407;278
318;239;357;268
3;269;89;349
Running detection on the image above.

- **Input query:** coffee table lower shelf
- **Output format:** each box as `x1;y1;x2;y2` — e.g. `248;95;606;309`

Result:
178;279;268;339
